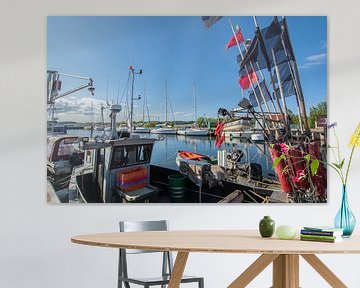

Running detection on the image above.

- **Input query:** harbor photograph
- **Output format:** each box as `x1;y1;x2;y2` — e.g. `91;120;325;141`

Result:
47;16;327;204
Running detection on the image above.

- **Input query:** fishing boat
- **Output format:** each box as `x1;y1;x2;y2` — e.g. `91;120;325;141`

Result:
71;133;287;203
223;117;252;132
47;135;85;191
175;148;285;201
212;16;327;203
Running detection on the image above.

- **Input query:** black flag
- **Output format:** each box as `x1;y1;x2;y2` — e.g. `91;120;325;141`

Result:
248;80;272;107
201;16;223;28
273;62;296;98
240;17;294;72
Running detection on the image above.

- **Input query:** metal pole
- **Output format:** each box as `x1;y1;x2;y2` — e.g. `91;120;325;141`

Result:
142;84;146;124
193;83;197;123
252;16;286;129
281;16;309;133
228;17;270;133
165;79;168;123
130;68;135;134
272;49;289;122
275;21;304;132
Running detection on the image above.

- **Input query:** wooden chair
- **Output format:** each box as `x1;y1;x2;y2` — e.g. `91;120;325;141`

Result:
118;220;204;288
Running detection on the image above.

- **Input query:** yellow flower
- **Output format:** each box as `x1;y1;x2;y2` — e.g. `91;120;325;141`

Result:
349;122;360;147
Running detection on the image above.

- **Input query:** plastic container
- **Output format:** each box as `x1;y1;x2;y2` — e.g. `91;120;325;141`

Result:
117;166;147;192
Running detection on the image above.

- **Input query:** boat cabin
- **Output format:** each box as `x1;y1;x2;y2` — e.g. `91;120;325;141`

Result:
79;137;156;203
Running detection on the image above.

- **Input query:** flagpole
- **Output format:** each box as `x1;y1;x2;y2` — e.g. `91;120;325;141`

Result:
271;48;290;130
266;14;304;133
253;16;288;134
228;18;277;133
238;21;282;129
272;17;304;133
281;16;309;133
227;17;271;134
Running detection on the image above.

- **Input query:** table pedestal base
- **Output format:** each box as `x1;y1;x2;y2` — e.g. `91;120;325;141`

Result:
168;252;348;288
226;254;347;288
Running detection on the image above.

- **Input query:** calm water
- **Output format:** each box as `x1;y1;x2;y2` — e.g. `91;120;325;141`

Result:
66;129;274;176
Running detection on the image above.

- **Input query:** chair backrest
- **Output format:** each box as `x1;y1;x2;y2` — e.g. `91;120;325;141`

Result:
120;220;168;232
118;220;173;282
119;220;168;254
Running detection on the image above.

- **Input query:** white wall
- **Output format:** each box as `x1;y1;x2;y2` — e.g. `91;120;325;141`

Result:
1;0;360;287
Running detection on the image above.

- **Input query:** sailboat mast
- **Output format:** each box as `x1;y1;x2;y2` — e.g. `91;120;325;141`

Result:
193;83;197;122
129;65;143;134
142;84;145;124
165;79;168;123
130;69;135;134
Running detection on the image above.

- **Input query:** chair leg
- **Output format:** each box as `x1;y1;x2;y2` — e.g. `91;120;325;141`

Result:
199;278;204;288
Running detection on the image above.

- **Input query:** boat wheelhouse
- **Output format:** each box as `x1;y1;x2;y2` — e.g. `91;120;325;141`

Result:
74;137;157;203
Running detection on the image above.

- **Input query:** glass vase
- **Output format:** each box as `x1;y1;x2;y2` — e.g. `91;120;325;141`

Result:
334;185;356;237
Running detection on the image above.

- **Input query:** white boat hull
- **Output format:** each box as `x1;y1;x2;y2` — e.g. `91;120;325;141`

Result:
150;128;177;134
251;133;265;142
224;131;252;139
134;128;150;133
177;129;208;136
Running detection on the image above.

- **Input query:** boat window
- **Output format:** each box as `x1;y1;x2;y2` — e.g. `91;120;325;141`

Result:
111;144;152;169
85;150;92;163
111;147;127;168
138;144;152;163
57;140;82;158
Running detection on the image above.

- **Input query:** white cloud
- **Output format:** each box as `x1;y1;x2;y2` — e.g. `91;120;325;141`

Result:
50;97;108;122
299;53;327;69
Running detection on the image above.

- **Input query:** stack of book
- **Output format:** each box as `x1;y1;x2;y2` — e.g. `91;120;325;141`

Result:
300;226;344;243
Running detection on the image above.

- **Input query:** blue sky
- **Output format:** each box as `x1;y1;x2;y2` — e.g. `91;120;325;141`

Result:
47;16;327;123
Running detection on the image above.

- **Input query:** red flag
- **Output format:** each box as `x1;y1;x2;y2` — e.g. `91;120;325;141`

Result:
239;70;258;90
225;29;244;49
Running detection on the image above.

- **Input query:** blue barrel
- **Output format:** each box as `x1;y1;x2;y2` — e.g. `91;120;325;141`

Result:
168;174;187;203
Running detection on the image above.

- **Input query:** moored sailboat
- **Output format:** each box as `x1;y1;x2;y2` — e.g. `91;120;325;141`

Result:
177;84;209;136
150;80;177;134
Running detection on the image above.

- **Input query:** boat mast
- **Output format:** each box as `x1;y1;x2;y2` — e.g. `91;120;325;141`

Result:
165;79;168;124
129;65;142;134
193;83;197;123
142;84;146;124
